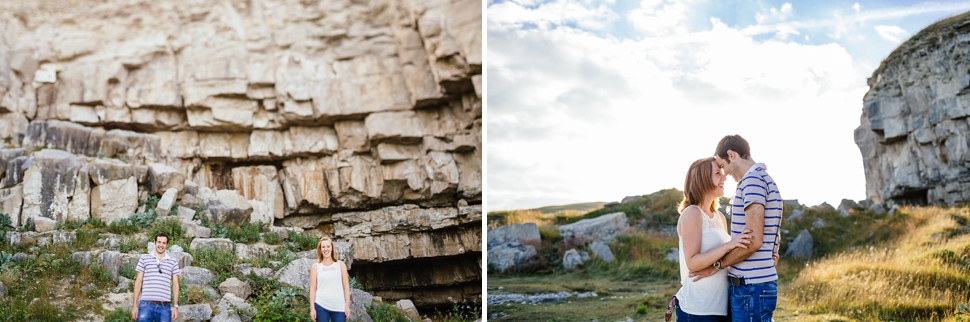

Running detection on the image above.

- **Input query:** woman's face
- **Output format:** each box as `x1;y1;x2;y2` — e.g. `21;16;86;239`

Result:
319;241;333;256
710;160;726;197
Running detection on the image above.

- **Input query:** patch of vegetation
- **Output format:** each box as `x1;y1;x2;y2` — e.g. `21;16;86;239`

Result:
0;213;13;241
104;308;131;322
285;231;319;252
108;212;158;235
188;248;237;287
120;262;137;280
573;188;683;226
366;302;410;322
211;222;262;244
252;287;312;322
149;217;186;245
349;276;362;290
263;232;282;245
431;300;482;322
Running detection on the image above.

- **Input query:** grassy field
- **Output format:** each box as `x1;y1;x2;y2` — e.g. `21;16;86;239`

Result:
488;204;970;321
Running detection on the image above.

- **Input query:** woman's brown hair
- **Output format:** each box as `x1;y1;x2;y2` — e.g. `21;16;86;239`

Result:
678;157;720;214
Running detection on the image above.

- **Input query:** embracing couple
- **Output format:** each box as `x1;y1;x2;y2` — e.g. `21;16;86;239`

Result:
669;135;783;322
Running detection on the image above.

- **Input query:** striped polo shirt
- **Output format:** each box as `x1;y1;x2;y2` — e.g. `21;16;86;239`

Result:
728;163;783;284
136;253;181;302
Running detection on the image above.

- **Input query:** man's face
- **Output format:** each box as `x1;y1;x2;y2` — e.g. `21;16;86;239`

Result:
714;152;741;182
154;237;168;254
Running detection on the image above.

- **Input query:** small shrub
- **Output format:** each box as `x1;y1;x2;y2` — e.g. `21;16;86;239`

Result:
263;232;282;245
636;304;648;314
252;287;312;322
538;226;561;242
120;237;144;254
349;276;362;290
89;263;114;285
0;213;13;241
211;222;262;244
109;212;157;235
366;302;410;322
149;217;185;245
120;262;137;280
26;301;77;321
75;229;100;249
286;232;319;252
189;248;237;287
104;308;131;322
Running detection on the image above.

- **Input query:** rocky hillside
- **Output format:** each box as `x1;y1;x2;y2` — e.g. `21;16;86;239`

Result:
0;0;481;310
855;11;970;207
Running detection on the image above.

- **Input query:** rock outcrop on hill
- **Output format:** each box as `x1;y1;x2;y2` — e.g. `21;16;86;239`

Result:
856;12;970;207
0;0;480;309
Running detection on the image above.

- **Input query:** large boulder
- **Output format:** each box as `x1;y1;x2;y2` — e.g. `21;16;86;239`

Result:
349;289;375;322
395;299;421;322
206;190;253;226
175;303;213;322
274;258;315;290
784;229;814;260
0;185;23;227
218;277;252;299
91;177;138;224
21;149;83;225
231;166;284;220
100;251;123;282
147;163;183;195
213;292;253;322
181;266;216;287
559;212;630;249
486;222;540;247
487;244;536;272
838;199;863;217
190;238;234;252
155;188;179;215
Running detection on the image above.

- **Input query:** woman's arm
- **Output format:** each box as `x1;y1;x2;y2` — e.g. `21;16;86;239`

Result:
308;263;317;320
341;261;351;319
680;206;752;272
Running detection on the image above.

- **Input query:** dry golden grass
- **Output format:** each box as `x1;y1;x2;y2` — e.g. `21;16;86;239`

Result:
787;206;970;321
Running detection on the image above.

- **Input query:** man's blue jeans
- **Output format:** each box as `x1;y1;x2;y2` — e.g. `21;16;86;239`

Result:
137;300;172;322
729;280;777;322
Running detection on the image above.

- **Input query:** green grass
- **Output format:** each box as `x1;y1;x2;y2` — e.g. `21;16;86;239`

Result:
572;188;684;226
366;302;410;322
211;222;262;244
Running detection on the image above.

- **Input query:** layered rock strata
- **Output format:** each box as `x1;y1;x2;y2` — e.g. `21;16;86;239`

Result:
0;0;481;308
856;12;970;206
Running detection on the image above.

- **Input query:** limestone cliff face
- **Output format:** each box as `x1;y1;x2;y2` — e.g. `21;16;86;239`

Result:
0;0;481;308
856;12;970;207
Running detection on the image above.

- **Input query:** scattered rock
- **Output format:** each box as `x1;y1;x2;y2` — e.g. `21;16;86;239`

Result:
181;218;211;238
812;218;826;229
72;251;91;266
215;292;253;322
486;244;536;272
275;258;315;290
870;203;885;214
33;216;56;232
115;276;132;292
176;303;213;322
53;231;76;244
206;190;253;226
785;229;814;260
486;222;540;247
218;277;252;299
396;299;421;322
190;238;234;252
181;266;215;287
100;250;123;282
562;249;590;270
350;289;375;322
155;187;179;215
177;206;197;222
589;241;614;262
559;212;630;248
788;209;804;221
147;163;183;196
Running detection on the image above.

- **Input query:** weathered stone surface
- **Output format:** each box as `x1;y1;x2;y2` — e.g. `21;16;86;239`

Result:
168;244;194;269
785;229;814;260
590;241;615;262
335;205;475;238
100;251;124;282
559;212;630;249
206;190;253;225
181;266;216;287
190;238;234;253
487;223;540;248
88;158;135;186
275;258;315;290
91;177;138;224
562;249;590;270
21;149;81;225
157;131;200;159
181;218;211;239
280;157;330;215
148;163;184;195
487;244;536;272
396;299;421;322
231;166;283;220
72;251;91;266
0;185;24;227
856;14;970;206
176;303;213;322
0;113;29;147
214;292;253;322
364;111;424;144
350;289;375;322
285;126;339;156
156;188;179;215
334;121;370;153
218;277;252;300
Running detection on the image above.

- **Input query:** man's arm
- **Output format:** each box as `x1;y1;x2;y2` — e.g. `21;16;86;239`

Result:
131;271;144;320
718;203;765;267
171;275;180;320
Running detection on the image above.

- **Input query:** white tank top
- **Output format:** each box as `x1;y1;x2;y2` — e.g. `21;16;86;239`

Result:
675;205;731;316
314;261;346;312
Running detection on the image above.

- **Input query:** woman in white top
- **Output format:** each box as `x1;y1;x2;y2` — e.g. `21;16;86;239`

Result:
309;237;352;322
674;157;752;321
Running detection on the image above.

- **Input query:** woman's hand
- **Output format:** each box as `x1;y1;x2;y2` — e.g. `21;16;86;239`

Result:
725;229;754;250
689;266;718;282
311;305;316;321
346;304;352;320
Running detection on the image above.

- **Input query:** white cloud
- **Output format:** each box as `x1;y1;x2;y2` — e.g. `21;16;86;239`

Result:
875;25;907;42
487;0;620;32
627;0;700;37
853;3;861;13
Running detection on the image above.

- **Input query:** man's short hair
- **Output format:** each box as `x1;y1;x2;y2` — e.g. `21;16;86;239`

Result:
154;232;169;243
715;134;751;160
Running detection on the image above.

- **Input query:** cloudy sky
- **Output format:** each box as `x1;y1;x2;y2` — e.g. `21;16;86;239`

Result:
486;0;970;211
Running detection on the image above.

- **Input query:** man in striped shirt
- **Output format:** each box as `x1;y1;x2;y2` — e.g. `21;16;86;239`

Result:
131;232;181;322
712;135;783;322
